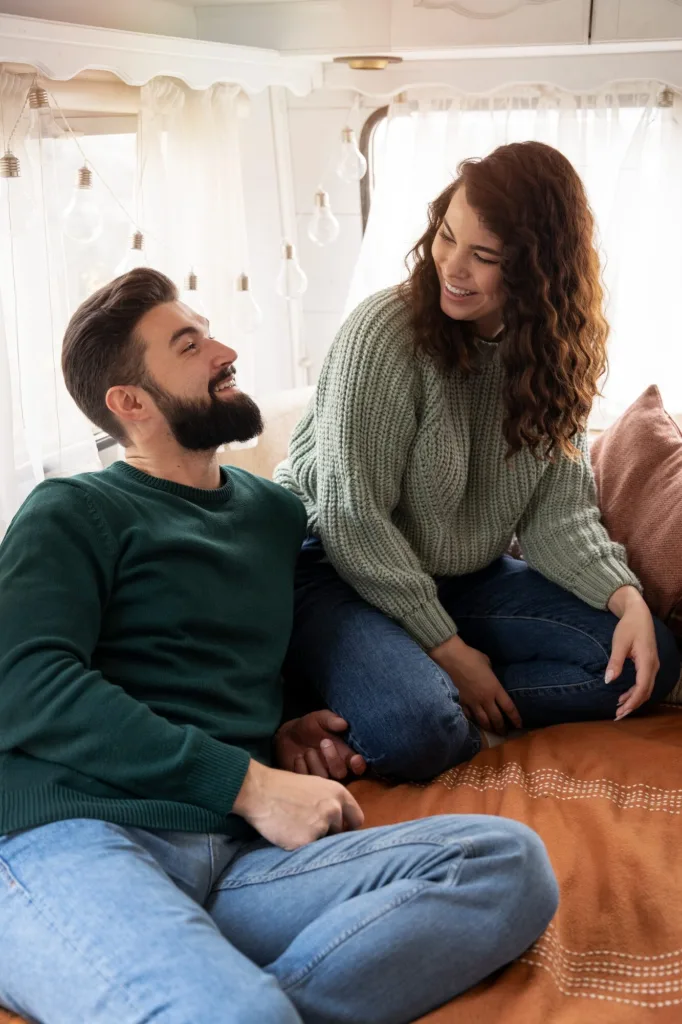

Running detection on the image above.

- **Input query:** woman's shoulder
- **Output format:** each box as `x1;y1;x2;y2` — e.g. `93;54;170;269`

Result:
332;287;416;371
344;286;413;336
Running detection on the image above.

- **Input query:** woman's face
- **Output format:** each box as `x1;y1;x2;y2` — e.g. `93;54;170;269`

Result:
431;187;505;337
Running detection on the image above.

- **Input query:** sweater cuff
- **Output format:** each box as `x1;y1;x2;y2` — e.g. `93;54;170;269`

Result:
570;557;642;611
184;734;251;817
399;599;458;650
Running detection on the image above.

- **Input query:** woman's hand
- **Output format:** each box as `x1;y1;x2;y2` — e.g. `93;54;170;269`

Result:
430;634;522;735
607;586;659;720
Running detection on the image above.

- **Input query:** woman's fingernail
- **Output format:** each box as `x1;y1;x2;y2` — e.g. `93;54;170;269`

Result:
605;669;614;684
321;739;333;749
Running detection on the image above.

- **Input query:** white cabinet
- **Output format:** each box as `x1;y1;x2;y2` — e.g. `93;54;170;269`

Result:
593;0;682;42
390;0;591;49
197;0;592;52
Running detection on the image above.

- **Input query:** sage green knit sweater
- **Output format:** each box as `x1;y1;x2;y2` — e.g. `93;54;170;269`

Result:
275;288;640;650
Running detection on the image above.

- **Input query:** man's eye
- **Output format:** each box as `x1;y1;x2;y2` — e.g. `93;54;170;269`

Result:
183;341;197;353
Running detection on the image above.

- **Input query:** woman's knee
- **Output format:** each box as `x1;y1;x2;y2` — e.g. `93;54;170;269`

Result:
348;666;477;781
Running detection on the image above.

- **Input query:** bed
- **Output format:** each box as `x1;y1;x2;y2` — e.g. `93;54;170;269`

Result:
3;388;681;1024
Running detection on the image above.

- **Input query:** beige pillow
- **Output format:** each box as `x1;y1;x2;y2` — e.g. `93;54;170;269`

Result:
591;385;682;641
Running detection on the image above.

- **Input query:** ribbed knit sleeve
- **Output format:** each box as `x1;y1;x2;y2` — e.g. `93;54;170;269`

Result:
516;431;641;608
282;291;458;649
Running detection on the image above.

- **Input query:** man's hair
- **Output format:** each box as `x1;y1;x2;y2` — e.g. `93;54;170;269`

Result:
62;267;178;444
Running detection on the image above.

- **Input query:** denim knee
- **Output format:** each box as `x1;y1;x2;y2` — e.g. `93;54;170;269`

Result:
490;820;559;943
349;664;475;782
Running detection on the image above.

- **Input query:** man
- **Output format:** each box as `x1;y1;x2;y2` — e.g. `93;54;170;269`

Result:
0;268;558;1024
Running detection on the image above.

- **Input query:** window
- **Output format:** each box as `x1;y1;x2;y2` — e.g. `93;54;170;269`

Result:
352;88;682;420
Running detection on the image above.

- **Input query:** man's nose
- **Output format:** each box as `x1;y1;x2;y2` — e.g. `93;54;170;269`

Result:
211;339;238;366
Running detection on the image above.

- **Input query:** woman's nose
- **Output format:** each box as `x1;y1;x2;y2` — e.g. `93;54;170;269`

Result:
443;253;470;281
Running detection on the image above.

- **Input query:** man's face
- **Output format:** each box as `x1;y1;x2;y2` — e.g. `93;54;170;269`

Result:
131;299;263;450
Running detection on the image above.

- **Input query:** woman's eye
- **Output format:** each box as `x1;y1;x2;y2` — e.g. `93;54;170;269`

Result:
474;253;499;265
439;230;454;244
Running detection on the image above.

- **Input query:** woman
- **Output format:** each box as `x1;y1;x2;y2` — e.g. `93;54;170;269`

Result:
275;141;681;781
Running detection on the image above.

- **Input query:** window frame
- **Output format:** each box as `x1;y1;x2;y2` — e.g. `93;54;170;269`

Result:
359;104;388;233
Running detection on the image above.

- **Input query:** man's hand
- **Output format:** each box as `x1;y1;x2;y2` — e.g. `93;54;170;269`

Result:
430;634;522;735
232;759;365;850
274;710;366;780
607;586;659;720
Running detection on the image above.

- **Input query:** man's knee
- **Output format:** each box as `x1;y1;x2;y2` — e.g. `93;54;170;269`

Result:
487;819;559;942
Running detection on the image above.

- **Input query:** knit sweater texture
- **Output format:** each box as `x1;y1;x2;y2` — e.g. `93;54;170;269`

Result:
0;462;306;837
275;287;640;650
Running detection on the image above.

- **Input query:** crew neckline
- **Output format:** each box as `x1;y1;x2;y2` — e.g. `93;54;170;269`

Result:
110;460;233;505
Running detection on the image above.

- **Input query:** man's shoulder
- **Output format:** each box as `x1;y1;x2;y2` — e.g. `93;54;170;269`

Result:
3;473;118;558
225;467;306;522
17;473;103;517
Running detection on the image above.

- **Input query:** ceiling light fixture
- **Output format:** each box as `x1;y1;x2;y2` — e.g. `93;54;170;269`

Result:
332;55;403;71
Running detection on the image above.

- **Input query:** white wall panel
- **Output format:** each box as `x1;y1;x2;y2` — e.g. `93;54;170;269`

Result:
593;0;682;43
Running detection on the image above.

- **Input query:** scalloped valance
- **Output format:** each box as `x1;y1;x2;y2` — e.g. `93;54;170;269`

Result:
0;12;321;95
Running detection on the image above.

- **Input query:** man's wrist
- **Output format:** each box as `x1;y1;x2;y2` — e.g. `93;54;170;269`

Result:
232;757;265;819
608;585;643;618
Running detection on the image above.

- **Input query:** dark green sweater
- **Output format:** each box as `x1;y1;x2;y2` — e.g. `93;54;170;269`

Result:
0;461;306;837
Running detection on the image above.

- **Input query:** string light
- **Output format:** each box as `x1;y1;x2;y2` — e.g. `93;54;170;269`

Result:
62;165;103;244
27;85;64;140
336;126;367;183
307;189;340;246
116;231;148;275
233;273;263;333
276;242;307;300
180;269;209;318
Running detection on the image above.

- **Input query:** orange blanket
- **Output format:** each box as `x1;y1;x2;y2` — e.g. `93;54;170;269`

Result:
353;707;682;1024
2;709;682;1024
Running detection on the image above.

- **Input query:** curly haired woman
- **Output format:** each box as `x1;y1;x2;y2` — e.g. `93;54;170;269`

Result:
275;141;681;781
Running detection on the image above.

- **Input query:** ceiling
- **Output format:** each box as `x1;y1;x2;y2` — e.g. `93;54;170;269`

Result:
173;0;312;6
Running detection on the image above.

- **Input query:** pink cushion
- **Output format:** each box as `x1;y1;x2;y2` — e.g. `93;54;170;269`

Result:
591;386;682;638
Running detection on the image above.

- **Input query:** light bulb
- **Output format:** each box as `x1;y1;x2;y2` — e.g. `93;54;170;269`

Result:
27;85;65;141
62;165;103;244
336;127;367;184
307;189;340;246
0;150;34;234
180;270;208;318
233;274;263;333
276;242;308;300
116;231;149;275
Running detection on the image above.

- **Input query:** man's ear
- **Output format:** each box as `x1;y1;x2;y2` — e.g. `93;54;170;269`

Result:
105;385;152;429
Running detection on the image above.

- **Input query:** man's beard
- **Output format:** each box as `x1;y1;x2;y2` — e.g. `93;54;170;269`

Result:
143;372;264;452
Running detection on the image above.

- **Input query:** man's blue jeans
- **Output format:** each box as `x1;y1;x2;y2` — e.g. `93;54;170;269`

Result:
0;814;558;1023
286;545;681;779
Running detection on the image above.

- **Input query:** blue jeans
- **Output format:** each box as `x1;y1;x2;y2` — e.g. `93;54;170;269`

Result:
0;814;558;1024
286;544;681;780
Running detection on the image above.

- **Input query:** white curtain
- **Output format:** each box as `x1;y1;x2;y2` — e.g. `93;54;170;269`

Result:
137;78;256;394
347;84;682;419
0;69;101;537
0;72;254;536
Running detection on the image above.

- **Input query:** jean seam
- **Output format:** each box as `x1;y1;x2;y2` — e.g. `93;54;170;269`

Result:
508;673;614;697
455;614;611;661
0;852;149;1023
279;842;470;992
214;837;468;891
277;882;428;991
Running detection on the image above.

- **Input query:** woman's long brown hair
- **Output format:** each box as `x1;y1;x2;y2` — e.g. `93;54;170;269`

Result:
399;141;608;459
